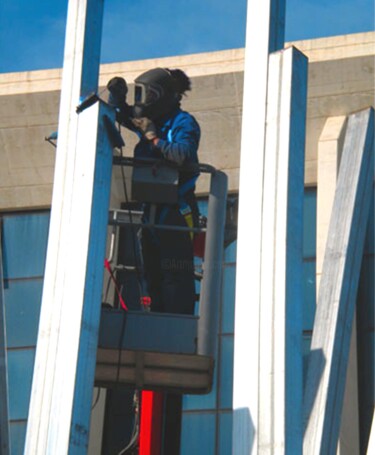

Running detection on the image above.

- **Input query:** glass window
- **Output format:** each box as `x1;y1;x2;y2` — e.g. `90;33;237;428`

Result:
302;261;316;331
302;333;312;383
180;412;216;455
7;348;35;420
364;188;374;254
219;335;234;409
9;421;27;455
218;411;233;455
1;211;50;455
221;265;236;334
4;279;43;348
2;213;50;279
303;189;316;259
224;240;237;264
358;256;374;319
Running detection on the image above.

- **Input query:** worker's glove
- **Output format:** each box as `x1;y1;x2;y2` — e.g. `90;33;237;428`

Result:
132;117;157;141
107;77;128;107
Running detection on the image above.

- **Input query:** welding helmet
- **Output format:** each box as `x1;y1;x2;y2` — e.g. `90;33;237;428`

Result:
133;68;180;120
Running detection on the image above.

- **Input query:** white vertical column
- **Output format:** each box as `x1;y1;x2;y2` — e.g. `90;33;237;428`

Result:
25;0;106;453
258;47;307;454
303;107;374;455
232;0;282;450
232;0;313;453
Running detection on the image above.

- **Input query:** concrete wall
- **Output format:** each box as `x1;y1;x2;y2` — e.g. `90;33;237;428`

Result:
0;32;374;210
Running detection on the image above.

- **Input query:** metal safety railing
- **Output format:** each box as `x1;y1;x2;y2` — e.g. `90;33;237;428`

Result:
111;157;228;359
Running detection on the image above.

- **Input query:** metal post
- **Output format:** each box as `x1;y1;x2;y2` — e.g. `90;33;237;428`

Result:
258;46;307;454
316;116;360;454
197;171;228;358
25;0;107;453
232;0;286;451
233;46;307;454
303;108;374;455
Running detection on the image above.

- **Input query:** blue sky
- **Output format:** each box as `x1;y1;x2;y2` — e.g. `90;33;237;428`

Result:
0;0;374;73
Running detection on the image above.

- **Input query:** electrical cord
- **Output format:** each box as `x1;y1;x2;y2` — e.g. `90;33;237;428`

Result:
112;122;145;453
117;135;145;302
91;388;101;410
117;391;140;454
114;125;147;361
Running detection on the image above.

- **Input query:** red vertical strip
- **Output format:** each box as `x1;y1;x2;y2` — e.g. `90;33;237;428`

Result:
139;391;164;455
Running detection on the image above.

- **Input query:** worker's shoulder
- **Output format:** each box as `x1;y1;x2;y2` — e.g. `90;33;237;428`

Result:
174;109;200;131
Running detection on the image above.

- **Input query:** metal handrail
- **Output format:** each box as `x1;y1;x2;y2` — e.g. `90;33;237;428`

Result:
112;156;217;175
108;209;206;234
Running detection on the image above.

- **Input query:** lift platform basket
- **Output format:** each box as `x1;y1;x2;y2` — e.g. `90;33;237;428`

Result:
95;309;214;394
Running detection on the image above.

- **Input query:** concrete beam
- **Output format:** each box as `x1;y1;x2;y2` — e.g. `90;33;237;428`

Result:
303;107;374;455
317;116;361;455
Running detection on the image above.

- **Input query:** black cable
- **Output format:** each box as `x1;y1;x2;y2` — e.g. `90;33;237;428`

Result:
91;388;101;410
117;391;140;454
118;139;144;302
112;124;142;450
113;122;147;454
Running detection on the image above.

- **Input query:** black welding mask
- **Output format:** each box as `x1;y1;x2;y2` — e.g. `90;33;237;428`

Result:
133;68;179;120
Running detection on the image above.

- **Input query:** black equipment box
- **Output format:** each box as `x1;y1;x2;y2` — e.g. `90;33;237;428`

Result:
131;164;178;204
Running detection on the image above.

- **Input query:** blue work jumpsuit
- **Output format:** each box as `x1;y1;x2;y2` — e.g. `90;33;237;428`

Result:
135;107;201;314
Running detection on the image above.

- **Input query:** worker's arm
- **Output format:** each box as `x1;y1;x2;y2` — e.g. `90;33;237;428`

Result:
133;115;200;166
156;116;200;165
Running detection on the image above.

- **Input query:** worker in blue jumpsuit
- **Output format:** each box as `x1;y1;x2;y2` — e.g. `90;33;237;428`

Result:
108;68;200;315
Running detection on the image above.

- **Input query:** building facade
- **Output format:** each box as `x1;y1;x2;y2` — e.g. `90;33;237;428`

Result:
0;32;374;454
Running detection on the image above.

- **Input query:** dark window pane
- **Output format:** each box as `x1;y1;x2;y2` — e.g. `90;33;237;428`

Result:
224;240;237;263
4;279;43;348
180;412;216;455
219;335;234;409
303;261;316;331
7;348;35;420
2;213;50;279
221;266;235;334
302;334;312;385
219;411;233;455
363;188;374;254
9;421;27;455
303;189;316;258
